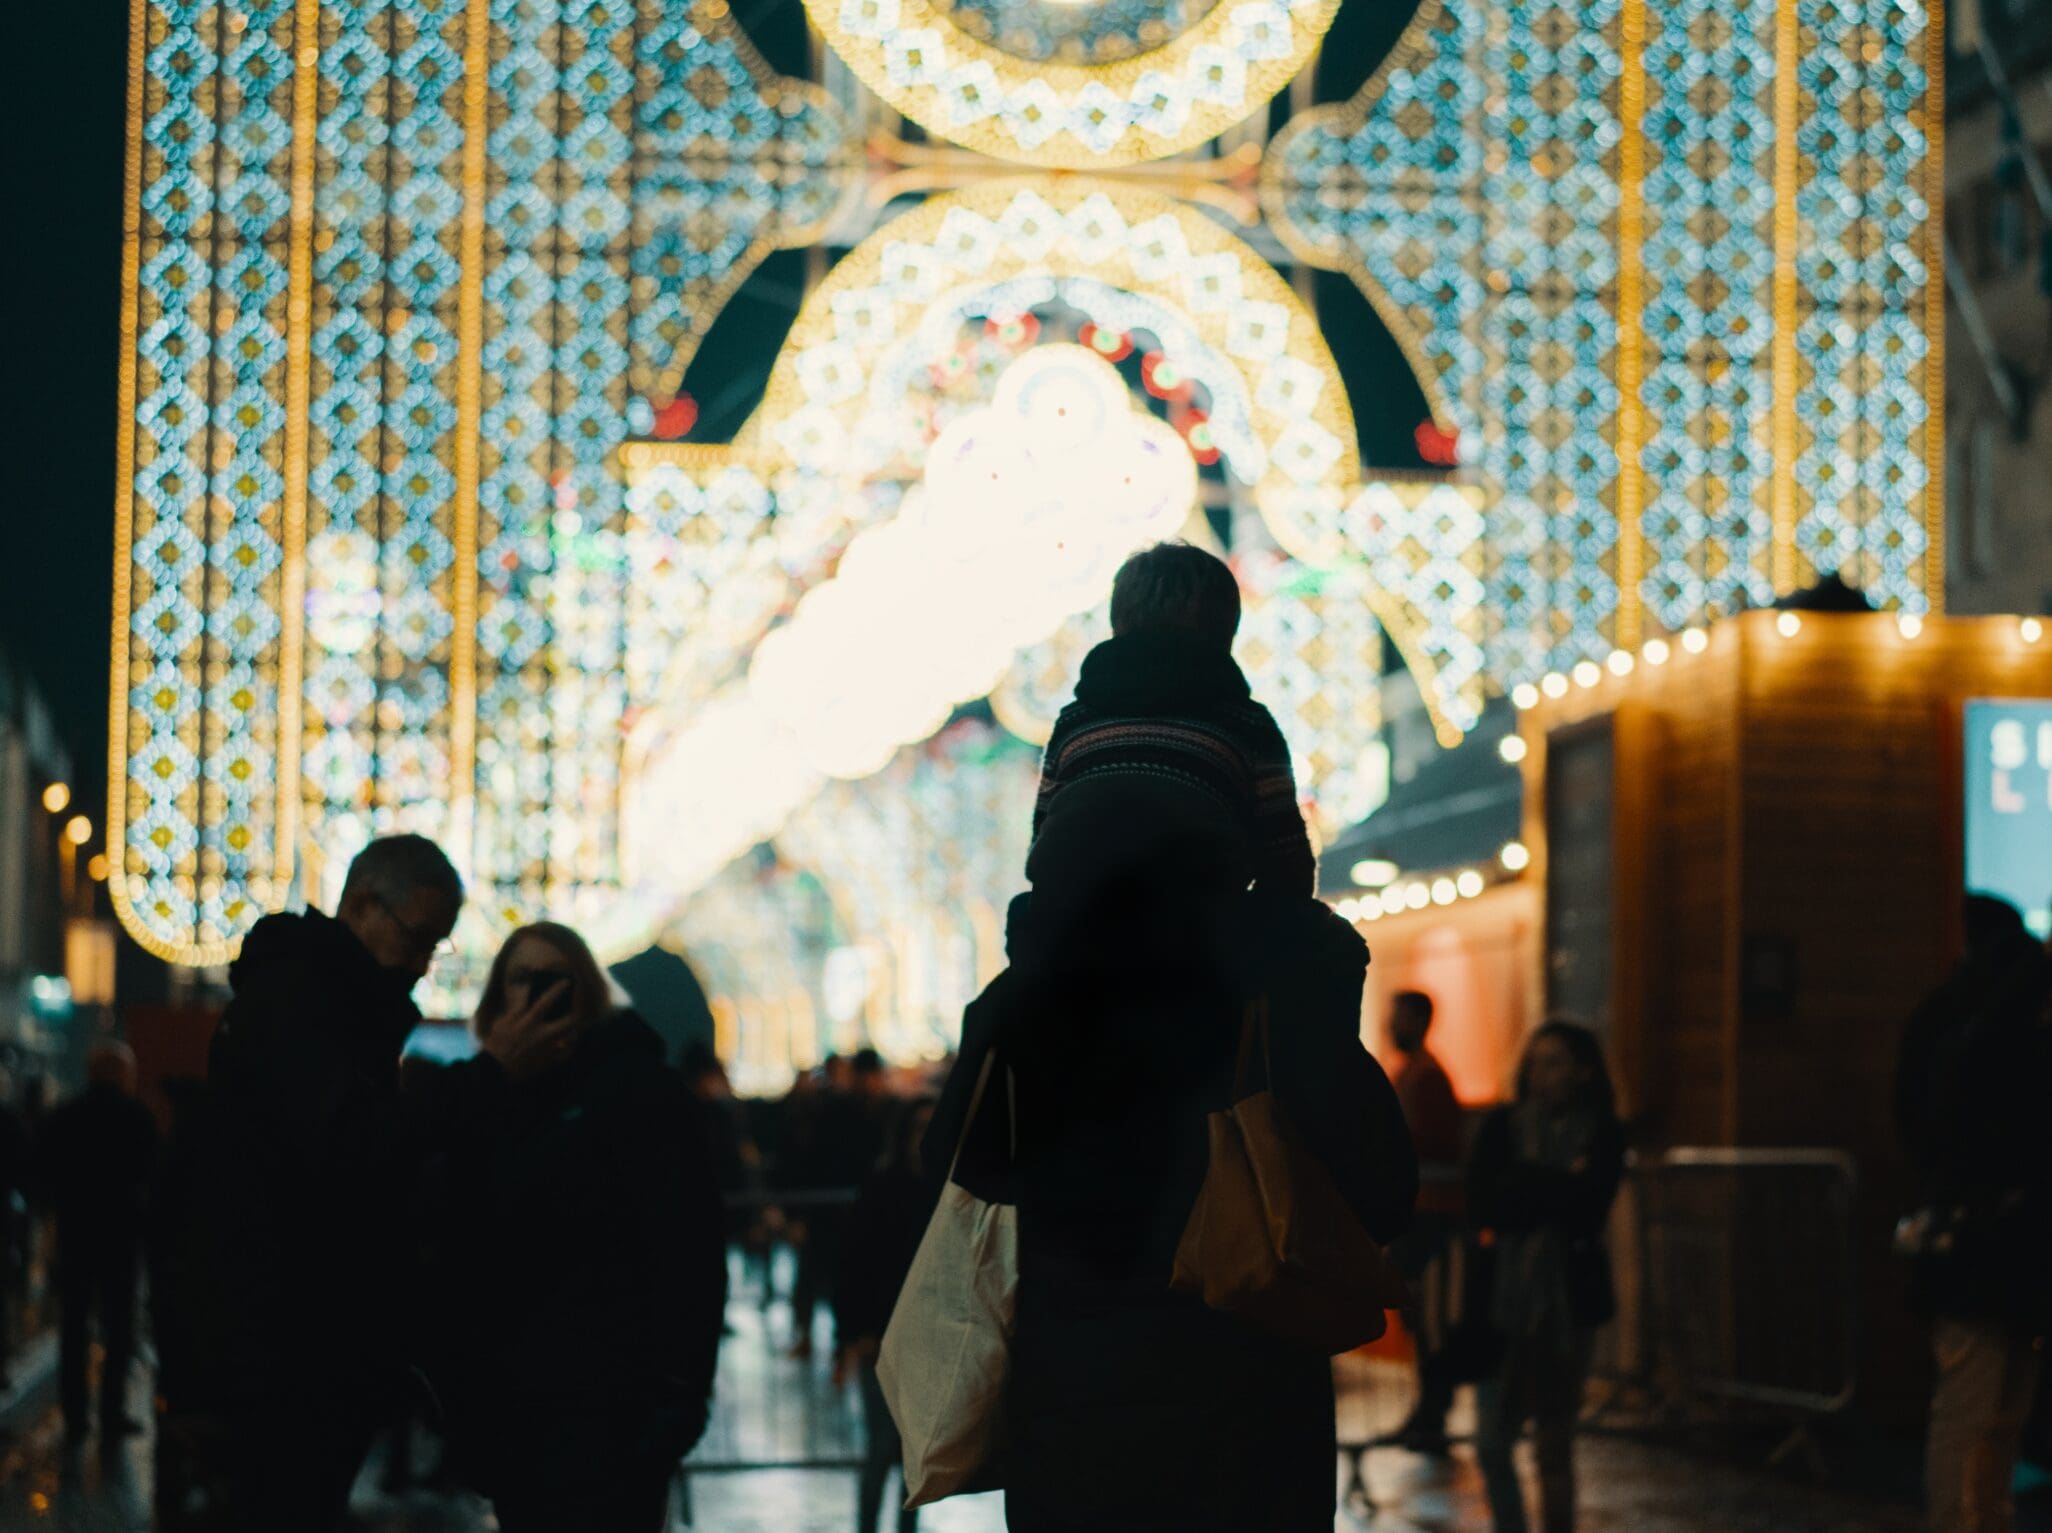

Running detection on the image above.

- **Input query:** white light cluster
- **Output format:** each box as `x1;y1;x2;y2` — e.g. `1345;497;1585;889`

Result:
1514;626;1720;716
625;346;1196;906
1329;845;1524;926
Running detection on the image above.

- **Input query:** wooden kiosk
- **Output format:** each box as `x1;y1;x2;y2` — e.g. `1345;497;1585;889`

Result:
1512;609;2051;1423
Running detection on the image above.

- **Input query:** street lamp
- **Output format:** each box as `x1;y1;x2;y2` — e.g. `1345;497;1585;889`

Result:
59;816;92;914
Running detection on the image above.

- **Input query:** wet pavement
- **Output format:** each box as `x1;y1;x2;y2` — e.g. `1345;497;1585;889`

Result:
0;1272;2033;1531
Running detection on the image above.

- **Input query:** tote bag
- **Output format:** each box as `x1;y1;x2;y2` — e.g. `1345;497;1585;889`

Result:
876;1051;1016;1507
1171;999;1411;1354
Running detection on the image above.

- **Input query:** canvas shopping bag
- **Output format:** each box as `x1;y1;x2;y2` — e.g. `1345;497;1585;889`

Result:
1171;999;1411;1354
876;1050;1016;1507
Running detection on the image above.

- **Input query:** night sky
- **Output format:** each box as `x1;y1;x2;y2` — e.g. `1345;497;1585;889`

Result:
3;1;130;806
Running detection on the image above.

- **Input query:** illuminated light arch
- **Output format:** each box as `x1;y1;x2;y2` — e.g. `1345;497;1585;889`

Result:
632;177;1473;745
109;0;1945;977
1258;0;1475;442
633;78;858;412
803;0;1342;169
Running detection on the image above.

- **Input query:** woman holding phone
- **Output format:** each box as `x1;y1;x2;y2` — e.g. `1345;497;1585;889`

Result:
424;922;729;1531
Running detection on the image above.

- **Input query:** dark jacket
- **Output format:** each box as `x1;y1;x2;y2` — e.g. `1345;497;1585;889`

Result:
836;1159;939;1347
932;862;1414;1533
1895;935;2052;1328
152;909;510;1415
1032;632;1314;897
1466;1104;1626;1333
428;1010;729;1498
37;1083;158;1259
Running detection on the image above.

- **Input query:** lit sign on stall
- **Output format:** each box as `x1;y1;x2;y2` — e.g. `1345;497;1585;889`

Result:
1965;700;2052;938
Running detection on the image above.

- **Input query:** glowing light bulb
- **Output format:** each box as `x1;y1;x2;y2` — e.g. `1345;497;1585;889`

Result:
1776;612;1802;638
1349;859;1400;889
1512;682;1540;710
1541;672;1569;699
1572;661;1602;689
1405;883;1431;911
1682;628;1709;653
64;815;92;847
1499;736;1529;764
1500;841;1532;873
1607;650;1635;677
1643;639;1671;665
1431;878;1457;906
41;782;69;814
2021;618;2043;644
1456;870;1485;899
1898;613;1922;639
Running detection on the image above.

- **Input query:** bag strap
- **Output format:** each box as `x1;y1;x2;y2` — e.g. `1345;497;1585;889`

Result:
944;1047;1018;1186
1230;997;1273;1101
945;1049;998;1184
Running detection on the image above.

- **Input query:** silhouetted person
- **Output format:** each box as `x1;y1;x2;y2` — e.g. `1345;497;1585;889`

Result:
1468;1020;1625;1533
682;1043;754;1229
154;835;574;1531
1387;989;1464;1453
837;1095;939;1533
1896;894;2052;1533
428;922;728;1532
792;1049;887;1357
0;1073;26;1391
1030;540;1314;898
37;1043;157;1454
939;779;1419;1533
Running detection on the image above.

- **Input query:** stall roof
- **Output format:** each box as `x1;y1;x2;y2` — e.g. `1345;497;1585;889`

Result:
1318;699;1522;894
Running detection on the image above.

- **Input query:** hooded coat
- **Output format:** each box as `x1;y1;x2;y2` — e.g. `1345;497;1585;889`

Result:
152;909;512;1423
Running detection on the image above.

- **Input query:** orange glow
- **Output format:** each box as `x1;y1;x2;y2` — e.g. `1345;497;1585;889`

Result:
1358;882;1539;1104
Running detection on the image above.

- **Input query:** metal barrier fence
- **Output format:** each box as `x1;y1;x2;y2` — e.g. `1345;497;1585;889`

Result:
1627;1147;1860;1419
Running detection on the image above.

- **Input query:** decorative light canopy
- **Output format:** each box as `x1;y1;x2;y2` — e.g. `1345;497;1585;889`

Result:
804;0;1341;167
112;0;1944;1076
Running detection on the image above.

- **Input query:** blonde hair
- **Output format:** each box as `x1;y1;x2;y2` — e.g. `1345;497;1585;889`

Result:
474;921;612;1040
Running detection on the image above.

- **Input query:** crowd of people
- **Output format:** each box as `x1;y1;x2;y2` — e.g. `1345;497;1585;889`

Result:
4;538;2037;1533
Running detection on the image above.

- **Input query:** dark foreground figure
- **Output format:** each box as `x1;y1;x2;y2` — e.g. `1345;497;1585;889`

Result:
1896;895;2052;1533
149;836;579;1531
936;793;1416;1533
425;921;728;1531
38;1043;158;1453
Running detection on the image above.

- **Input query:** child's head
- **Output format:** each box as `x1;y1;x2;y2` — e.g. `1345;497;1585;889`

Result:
1109;542;1240;651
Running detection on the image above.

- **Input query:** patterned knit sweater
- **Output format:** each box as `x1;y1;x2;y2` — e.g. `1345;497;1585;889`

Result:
1031;632;1314;896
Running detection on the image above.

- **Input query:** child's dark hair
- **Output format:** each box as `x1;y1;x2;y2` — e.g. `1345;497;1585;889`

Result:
1109;542;1241;650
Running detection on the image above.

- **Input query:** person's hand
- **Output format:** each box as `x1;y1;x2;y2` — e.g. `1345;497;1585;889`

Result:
479;979;580;1081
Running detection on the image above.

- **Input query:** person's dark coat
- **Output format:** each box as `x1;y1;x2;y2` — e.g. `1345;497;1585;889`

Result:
1465;1103;1626;1334
427;1009;729;1504
151;909;510;1421
1895;924;2052;1329
836;1156;938;1348
37;1083;158;1258
930;804;1415;1533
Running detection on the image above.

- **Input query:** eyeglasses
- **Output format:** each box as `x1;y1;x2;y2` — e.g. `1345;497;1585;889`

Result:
373;893;457;966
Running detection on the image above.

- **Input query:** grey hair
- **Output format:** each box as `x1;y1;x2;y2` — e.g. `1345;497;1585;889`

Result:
339;834;465;911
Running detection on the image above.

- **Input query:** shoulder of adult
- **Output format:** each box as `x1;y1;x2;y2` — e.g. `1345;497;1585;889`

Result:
1256;895;1369;983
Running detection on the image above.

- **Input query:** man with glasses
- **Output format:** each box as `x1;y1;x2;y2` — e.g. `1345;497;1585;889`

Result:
154;835;577;1531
